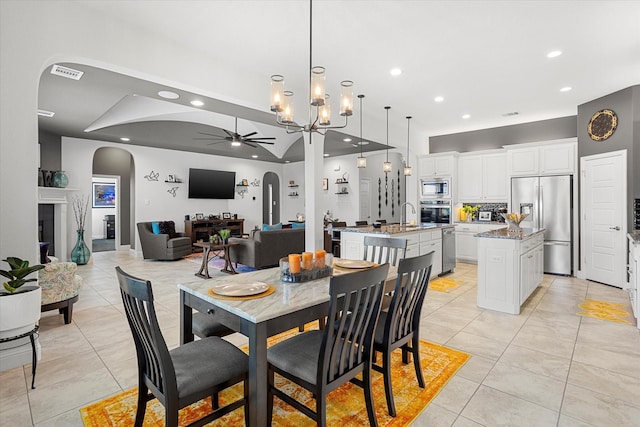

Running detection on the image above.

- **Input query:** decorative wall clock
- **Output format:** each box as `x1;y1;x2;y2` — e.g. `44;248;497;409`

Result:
587;109;617;141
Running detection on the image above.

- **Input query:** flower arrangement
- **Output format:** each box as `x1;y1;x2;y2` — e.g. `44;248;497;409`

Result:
72;194;89;231
219;229;231;243
462;204;480;220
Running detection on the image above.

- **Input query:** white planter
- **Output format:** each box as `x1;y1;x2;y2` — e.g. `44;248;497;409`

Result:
0;286;42;373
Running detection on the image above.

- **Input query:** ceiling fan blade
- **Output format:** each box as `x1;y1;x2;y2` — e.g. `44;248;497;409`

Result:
242;131;257;138
244;141;258;148
246;137;276;142
193;137;225;141
222;129;235;138
253;141;275;145
197;131;225;138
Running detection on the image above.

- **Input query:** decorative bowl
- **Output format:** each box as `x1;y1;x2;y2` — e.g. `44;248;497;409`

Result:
500;213;528;231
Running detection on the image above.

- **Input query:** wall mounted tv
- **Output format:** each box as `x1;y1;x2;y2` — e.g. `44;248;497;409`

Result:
188;168;236;199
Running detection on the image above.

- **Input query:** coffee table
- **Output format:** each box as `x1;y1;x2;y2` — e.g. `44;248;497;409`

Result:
192;242;239;278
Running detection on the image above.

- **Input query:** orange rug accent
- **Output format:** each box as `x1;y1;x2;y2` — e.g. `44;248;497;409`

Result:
429;277;461;293
81;329;469;426
577;298;633;325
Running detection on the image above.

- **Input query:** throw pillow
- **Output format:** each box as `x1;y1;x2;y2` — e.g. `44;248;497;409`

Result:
151;221;161;234
262;223;283;231
158;221;177;238
291;222;305;229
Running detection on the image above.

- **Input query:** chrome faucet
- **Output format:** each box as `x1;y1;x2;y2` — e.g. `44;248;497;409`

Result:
400;202;416;227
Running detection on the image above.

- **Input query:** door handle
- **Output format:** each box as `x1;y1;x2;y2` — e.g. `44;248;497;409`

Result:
609;226;621;231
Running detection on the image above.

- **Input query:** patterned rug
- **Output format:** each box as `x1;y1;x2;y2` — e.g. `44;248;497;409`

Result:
577;298;633;325
80;327;470;426
429;277;460;293
185;252;256;274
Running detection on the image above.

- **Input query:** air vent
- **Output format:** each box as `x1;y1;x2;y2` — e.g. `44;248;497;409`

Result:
37;109;55;118
50;64;84;80
502;111;519;117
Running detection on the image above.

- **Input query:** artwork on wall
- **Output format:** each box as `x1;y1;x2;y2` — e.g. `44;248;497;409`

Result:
167;187;178;197
144;170;159;181
250;178;260;187
92;183;116;208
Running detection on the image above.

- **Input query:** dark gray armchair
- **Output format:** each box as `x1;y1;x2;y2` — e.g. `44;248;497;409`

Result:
228;228;305;269
137;222;192;260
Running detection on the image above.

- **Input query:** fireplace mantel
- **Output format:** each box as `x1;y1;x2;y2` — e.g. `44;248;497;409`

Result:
37;187;78;261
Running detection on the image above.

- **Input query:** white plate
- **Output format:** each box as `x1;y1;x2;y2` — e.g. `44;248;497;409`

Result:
212;282;269;297
334;259;375;269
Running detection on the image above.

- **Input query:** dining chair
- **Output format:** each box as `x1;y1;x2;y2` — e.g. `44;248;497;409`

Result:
192;311;234;339
372;251;434;417
115;267;249;427
363;235;407;267
267;263;390;427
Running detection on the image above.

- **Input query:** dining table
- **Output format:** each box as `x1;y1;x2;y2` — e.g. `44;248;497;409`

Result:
178;260;396;427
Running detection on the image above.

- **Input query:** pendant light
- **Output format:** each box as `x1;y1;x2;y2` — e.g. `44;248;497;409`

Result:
356;94;366;168
383;106;392;173
404;116;413;176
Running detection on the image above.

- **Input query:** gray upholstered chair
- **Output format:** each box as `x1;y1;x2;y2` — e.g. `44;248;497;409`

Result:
191;311;234;339
267;263;390;427
228;228;304;269
373;251;434;417
115;267;248;427
137;222;192;260
363;235;407;266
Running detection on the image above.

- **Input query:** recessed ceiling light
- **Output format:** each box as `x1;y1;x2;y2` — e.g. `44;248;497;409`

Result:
462;114;471;119
343;138;352;142
434;96;444;103
231;141;242;147
251;155;258;158
390;68;402;76
285;160;290;163
560;86;572;92
37;109;55;117
547;50;562;58
190;100;204;107
120;137;130;142
324;153;330;157
158;90;179;99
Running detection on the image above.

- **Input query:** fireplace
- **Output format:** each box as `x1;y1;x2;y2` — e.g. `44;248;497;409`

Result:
37;187;74;261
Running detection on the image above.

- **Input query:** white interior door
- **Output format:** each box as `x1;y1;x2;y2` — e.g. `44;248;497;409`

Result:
359;178;371;222
581;150;626;288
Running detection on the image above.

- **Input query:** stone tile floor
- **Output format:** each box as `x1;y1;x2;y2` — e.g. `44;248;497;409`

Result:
1;250;639;426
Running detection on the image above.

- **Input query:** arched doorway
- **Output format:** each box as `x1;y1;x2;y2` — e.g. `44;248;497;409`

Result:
92;147;135;251
262;172;280;225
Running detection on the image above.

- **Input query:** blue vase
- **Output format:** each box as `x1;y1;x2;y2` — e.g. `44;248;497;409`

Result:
71;230;90;265
53;170;69;188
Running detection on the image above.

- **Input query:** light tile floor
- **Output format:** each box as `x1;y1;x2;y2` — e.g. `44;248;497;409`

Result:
1;250;639;426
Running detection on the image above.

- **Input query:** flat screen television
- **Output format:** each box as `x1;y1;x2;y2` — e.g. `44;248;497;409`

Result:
188;168;236;199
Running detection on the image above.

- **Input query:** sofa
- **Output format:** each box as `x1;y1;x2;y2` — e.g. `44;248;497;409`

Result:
228;228;305;269
39;260;82;324
137;221;192;260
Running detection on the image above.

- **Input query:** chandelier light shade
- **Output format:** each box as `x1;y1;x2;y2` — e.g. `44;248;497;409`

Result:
383;106;392;173
269;0;353;136
404;115;413;176
357;94;366;168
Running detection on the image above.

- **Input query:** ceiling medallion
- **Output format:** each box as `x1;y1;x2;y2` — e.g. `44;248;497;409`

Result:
587;109;617;142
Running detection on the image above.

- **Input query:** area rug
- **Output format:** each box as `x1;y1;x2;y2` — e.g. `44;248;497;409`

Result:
429;277;460;293
577;298;633;325
80;328;470;426
185;252;256;274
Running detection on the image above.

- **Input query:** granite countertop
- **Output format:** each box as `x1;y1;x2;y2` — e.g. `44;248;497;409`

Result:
628;231;640;244
453;220;506;225
340;224;455;235
475;227;545;240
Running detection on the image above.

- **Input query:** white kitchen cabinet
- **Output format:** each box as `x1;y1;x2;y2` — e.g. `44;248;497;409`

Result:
455;223;505;263
506;139;576;177
419;229;442;276
477;230;544;314
418;153;455;177
457;152;507;202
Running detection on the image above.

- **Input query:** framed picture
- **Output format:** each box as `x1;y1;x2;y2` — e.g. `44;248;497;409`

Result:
222;212;231;219
92;183;116;208
195;213;204;220
322;178;328;190
478;211;492;222
167;174;175;182
242;178;248;186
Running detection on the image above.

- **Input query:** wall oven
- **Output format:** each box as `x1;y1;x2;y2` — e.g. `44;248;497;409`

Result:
420;177;450;199
420;200;451;225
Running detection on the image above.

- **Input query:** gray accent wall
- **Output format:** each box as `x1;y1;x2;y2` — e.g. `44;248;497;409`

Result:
92;147;134;247
429;116;577;153
38;129;61;171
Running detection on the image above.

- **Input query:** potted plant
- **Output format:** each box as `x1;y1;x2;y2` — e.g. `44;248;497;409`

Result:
462;205;480;222
219;229;231;245
0;257;44;339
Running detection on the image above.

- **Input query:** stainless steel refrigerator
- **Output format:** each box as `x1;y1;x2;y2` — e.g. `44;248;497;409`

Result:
511;175;572;275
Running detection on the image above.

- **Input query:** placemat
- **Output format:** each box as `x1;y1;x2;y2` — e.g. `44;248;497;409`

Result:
208;284;276;300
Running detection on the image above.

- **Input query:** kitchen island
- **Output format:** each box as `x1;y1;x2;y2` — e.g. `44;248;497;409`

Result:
476;227;545;314
339;224;455;276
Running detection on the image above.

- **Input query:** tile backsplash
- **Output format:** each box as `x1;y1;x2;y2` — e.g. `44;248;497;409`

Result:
462;202;507;222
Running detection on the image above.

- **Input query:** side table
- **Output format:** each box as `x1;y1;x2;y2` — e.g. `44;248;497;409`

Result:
192;242;240;278
0;325;39;388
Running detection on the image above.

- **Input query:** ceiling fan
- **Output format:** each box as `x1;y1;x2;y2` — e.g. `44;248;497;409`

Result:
194;117;276;148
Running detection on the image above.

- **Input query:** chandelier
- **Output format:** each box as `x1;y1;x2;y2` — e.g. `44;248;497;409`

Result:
269;0;354;135
404;116;413;176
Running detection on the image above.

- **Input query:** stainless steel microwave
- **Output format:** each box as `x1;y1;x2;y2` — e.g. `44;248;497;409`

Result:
420;177;450;199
